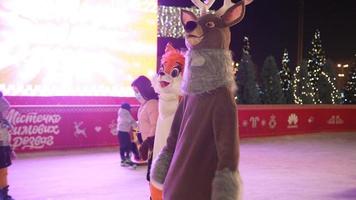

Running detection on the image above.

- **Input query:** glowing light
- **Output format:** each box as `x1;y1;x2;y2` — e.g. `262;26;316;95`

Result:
0;0;157;96
280;49;292;98
292;64;316;104
158;6;204;38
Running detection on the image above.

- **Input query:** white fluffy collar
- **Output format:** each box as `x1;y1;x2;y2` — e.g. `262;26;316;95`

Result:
181;49;236;94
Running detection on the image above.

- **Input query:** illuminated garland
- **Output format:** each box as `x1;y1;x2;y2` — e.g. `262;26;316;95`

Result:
280;49;291;94
319;71;341;104
293;65;341;104
158;6;203;38
242;36;251;55
307;29;326;104
343;66;356;103
292;65;316;104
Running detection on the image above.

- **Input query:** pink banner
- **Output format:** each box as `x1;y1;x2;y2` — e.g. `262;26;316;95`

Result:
5;100;356;153
7;105;139;152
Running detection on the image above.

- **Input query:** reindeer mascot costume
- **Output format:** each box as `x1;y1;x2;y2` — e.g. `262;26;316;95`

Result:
151;0;252;199
150;43;185;199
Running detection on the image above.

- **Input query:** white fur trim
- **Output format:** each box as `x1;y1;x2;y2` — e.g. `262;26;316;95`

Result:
181;49;236;94
212;168;243;200
150;148;173;189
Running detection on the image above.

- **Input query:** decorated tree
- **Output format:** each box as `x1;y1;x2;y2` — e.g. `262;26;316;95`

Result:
260;56;286;104
292;60;316;104
236;53;261;104
307;29;327;103
317;60;342;104
242;36;251;56
280;49;293;103
343;64;356;104
235;36;260;104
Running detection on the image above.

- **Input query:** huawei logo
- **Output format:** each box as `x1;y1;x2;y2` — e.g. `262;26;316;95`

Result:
287;113;298;128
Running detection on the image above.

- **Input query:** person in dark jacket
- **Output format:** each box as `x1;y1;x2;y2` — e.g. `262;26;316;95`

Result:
0;91;16;200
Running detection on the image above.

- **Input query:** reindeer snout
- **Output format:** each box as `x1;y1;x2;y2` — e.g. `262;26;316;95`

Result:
184;21;197;32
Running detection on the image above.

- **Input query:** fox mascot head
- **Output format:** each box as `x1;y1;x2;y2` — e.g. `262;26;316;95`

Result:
152;43;185;96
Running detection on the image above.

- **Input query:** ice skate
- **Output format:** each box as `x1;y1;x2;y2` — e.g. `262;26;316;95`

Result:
0;185;15;200
124;159;137;169
120;160;129;167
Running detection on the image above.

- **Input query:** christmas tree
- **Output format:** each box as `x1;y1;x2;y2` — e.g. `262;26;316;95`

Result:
280;49;293;103
317;60;341;104
343;64;356;104
236;54;261;104
242;36;251;56
260;56;286;104
307;29;327;103
235;36;261;104
292;60;316;104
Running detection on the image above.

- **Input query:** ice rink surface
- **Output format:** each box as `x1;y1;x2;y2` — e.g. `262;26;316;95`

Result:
9;132;356;200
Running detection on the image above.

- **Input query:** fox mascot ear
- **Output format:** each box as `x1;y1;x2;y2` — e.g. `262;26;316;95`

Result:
165;43;176;53
161;43;185;74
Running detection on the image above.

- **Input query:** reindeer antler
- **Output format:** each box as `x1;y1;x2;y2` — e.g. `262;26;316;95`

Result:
215;0;253;17
191;0;215;16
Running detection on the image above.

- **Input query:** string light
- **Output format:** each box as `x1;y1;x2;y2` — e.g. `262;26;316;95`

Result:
158;6;201;38
280;49;292;103
292;65;316;104
307;29;327;104
319;71;341;104
343;66;356;103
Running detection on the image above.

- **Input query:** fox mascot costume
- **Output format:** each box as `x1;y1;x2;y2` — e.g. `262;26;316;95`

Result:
151;0;252;199
150;43;185;200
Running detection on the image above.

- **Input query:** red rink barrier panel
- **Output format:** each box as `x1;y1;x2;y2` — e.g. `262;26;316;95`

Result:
5;97;356;153
237;105;356;137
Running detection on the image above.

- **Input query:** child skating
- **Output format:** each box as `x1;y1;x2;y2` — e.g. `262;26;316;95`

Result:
117;103;138;169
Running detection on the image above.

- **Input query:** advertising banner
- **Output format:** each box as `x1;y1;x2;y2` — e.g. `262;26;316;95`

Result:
7;104;356;152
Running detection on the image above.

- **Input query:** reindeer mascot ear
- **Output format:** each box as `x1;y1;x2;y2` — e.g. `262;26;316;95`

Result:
151;1;252;200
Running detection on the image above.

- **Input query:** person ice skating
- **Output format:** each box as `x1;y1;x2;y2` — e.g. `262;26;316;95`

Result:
150;0;253;199
150;43;185;200
131;76;158;182
0;92;16;200
117;102;138;168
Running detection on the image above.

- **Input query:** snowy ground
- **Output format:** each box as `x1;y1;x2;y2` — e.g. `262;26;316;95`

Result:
8;132;356;200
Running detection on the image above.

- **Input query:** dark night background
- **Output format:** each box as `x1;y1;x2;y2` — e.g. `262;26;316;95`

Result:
158;0;356;69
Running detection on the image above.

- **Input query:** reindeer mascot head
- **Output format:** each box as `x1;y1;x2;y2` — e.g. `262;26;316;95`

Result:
151;1;252;199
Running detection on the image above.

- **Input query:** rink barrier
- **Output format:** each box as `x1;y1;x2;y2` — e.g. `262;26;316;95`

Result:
4;96;356;152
